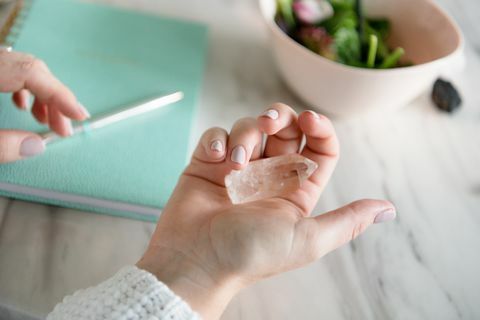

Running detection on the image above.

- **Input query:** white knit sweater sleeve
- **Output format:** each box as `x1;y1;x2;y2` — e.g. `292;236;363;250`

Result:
47;266;200;320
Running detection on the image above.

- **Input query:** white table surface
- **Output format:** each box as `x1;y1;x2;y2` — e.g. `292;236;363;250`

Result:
1;0;479;319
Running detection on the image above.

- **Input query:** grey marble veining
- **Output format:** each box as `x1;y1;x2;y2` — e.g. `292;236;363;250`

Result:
0;0;479;319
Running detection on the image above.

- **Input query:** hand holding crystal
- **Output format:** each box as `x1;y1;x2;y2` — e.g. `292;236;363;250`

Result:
137;103;396;320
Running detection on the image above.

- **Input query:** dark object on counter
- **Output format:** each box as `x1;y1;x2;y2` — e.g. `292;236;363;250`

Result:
432;78;462;113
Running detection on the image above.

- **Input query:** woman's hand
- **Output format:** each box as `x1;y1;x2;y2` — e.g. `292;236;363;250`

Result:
0;49;89;163
137;104;396;319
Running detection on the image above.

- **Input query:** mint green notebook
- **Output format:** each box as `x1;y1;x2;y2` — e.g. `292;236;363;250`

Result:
0;0;208;221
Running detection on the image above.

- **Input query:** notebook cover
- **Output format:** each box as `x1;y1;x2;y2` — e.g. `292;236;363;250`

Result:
0;0;208;221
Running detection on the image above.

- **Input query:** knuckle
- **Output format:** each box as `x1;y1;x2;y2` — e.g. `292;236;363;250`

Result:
349;200;368;214
15;54;36;71
342;205;359;224
31;57;48;71
202;127;226;141
340;205;363;241
235;117;256;127
232;118;261;137
351;221;368;241
244;121;263;136
15;56;50;78
207;126;226;135
245;125;261;137
344;200;375;241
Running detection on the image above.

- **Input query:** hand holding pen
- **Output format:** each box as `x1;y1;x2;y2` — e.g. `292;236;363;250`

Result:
0;47;182;162
0;47;90;163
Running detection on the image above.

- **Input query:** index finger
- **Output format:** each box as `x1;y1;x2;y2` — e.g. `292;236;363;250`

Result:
0;51;89;120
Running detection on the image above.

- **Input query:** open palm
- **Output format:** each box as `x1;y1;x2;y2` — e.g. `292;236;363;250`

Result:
138;104;395;319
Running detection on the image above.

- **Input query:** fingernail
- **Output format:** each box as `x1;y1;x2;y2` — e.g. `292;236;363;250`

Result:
306;110;320;119
210;140;223;153
262;109;279;120
25;94;32;111
20;92;31;110
20;136;45;158
65;122;74;136
374;208;396;224
231;145;246;164
78;102;91;118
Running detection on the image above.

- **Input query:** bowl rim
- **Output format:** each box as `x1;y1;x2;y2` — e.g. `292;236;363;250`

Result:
259;0;465;75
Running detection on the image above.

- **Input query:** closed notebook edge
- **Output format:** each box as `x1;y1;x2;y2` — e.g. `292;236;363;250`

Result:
0;182;160;222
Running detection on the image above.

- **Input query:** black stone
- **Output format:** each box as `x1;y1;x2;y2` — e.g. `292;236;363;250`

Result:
432;78;462;113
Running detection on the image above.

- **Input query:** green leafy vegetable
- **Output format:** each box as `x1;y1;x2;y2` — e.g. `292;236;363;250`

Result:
380;47;405;68
329;0;355;11
276;0;296;29
334;28;361;65
278;0;410;69
321;7;357;34
364;22;389;60
367;34;378;68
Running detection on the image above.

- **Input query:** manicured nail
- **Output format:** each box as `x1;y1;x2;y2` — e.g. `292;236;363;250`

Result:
210;140;223;153
231;145;246;164
20;136;45;158
306;110;320;119
262;109;279;120
65;122;74;136
78;102;91;118
18;91;31;110
374;208;396;224
25;93;32;111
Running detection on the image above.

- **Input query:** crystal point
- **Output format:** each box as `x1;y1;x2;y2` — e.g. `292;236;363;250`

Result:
225;154;318;204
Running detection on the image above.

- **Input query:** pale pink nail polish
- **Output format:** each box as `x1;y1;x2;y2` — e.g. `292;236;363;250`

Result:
20;91;31;110
374;208;396;224
65;123;74;136
20;136;45;157
262;109;279;120
25;94;32;110
210;140;223;153
231;146;246;164
78;102;91;118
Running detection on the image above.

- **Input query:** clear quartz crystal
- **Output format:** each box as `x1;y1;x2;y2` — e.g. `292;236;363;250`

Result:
225;154;318;204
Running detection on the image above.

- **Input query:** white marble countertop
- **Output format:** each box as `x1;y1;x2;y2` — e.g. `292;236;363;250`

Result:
1;0;480;319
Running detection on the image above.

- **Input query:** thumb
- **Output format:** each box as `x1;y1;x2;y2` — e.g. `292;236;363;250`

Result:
299;199;396;261
0;130;45;163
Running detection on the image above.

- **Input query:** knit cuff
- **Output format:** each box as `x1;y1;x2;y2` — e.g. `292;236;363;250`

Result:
47;265;200;320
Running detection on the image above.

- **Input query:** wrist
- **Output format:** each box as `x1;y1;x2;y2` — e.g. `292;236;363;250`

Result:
137;247;241;320
163;273;238;320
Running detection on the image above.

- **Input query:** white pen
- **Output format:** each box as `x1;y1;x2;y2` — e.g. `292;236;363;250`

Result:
41;91;184;145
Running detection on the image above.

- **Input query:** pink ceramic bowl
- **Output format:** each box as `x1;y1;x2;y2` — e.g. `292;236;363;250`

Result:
259;0;464;117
